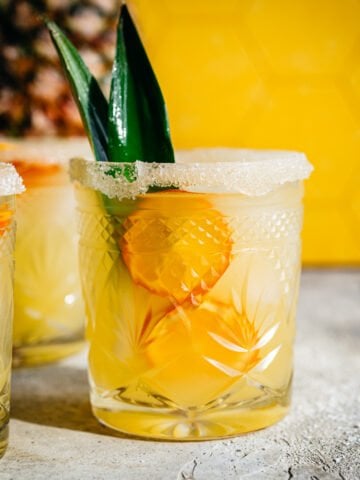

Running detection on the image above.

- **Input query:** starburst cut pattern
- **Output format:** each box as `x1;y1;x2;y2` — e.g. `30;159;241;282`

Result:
139;252;287;409
144;288;282;407
78;186;298;414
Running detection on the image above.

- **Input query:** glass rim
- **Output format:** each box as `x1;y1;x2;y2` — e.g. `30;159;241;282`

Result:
0;163;25;196
70;148;313;199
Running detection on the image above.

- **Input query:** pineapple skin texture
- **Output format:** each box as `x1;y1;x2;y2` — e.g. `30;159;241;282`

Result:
0;0;118;136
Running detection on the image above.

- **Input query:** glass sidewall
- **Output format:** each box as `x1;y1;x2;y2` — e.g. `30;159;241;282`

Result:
0;194;16;457
75;179;303;440
12;169;85;366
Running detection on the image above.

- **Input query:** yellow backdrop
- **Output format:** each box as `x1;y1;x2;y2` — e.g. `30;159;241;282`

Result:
128;0;360;264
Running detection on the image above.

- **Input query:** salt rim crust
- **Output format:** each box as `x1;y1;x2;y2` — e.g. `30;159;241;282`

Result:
0;163;25;195
70;148;313;199
0;137;92;165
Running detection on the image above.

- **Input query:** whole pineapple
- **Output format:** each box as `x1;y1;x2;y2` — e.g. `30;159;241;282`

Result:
0;0;118;136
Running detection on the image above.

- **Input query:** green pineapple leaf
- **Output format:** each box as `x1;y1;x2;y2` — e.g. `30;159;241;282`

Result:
108;5;175;164
46;20;109;162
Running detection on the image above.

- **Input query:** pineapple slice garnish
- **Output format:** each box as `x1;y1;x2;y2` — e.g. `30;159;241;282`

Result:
121;191;232;303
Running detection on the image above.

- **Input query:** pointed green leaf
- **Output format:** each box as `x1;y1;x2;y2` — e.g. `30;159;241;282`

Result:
108;9;144;163
108;5;175;164
46;20;109;162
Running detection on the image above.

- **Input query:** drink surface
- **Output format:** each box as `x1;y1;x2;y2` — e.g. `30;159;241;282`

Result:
75;176;303;439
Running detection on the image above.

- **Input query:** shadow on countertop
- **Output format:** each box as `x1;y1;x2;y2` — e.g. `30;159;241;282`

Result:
10;363;125;438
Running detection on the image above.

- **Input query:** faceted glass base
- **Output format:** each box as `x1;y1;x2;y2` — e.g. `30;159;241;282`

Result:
12;340;85;367
92;394;290;441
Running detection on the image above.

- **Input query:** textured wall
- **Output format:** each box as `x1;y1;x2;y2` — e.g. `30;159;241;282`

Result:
129;0;360;265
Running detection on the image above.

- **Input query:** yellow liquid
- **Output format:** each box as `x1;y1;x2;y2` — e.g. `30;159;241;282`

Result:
0;197;15;457
12;166;84;366
76;182;302;440
127;0;360;264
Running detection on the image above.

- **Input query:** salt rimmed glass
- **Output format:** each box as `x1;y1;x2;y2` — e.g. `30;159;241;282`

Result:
70;149;312;440
0;163;24;457
0;139;91;366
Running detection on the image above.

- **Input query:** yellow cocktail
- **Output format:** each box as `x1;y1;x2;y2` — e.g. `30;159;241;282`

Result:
0;139;90;366
0;163;24;457
71;149;312;440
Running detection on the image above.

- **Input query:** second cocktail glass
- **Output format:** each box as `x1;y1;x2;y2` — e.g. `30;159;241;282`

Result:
71;149;312;440
0;139;91;366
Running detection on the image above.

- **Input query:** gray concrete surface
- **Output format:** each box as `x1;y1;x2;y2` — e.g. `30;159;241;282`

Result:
0;270;359;480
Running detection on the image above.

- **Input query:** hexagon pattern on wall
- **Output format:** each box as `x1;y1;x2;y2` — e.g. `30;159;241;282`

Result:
129;0;360;264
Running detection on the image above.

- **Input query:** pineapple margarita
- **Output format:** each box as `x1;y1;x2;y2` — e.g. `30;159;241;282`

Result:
71;149;312;440
48;4;312;439
0;139;90;366
0;163;24;457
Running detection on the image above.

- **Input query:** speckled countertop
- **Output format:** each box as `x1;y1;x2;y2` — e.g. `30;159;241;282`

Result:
0;270;359;480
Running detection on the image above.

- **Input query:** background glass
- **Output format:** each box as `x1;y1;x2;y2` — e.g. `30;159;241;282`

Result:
0;139;90;367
